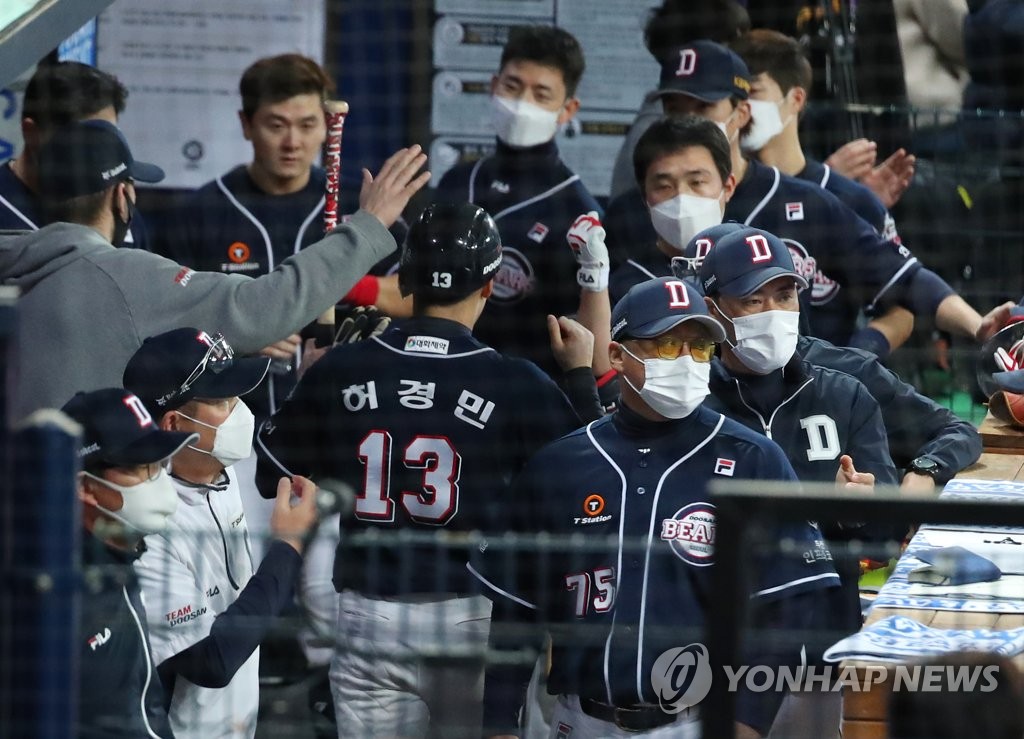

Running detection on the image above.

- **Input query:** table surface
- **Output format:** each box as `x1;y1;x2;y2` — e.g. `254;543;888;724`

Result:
840;452;1024;739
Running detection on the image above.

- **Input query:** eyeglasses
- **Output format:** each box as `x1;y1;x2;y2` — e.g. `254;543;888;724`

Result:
630;336;717;362
156;333;233;407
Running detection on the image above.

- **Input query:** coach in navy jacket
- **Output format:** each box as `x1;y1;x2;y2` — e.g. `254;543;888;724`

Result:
473;278;839;737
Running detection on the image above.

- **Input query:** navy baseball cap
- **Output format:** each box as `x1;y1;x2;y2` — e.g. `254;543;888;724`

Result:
123;328;270;413
671;222;747;281
37;119;164;200
612;277;726;343
699;227;808;297
62;388;196;468
656;40;752;102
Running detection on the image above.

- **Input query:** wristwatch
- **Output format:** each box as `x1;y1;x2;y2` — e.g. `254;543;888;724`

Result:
908;456;940;478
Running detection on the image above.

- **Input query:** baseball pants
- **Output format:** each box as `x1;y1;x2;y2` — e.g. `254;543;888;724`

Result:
329;589;491;739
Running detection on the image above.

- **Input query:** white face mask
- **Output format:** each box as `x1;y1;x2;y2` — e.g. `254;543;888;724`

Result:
741;98;789;153
718;308;800;374
85;468;179;537
650;192;724;251
179;400;255;467
490;94;560;148
621;346;710;419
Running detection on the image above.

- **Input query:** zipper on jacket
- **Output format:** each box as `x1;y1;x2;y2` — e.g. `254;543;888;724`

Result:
122;586;163;739
733;376;814;440
207;496;241;591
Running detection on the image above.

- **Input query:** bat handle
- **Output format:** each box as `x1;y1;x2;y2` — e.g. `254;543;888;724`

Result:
319;99;350;345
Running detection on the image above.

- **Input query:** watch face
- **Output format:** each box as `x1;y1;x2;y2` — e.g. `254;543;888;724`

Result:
912;458;938;475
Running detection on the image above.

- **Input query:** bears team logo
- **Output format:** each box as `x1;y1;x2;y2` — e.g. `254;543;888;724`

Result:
782;238;839;305
660;502;715;566
490;247;535;304
228;241;251;263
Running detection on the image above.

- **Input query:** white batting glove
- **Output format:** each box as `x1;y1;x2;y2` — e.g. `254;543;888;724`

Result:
567;211;609;292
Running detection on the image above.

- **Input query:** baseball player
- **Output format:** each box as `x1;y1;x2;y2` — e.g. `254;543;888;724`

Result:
123;328;319;738
63;388;198;739
673;224;982;495
602;41;987;356
473;277;840;738
0;61;151;247
433;26;604;379
255;202;597;738
156;53;409;421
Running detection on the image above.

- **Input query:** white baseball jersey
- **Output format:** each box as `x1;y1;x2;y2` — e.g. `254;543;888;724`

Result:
135;470;259;738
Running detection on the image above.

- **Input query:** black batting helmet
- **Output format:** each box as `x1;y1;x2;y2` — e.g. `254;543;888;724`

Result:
399;202;503;303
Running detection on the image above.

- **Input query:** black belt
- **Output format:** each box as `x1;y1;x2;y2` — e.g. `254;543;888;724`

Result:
579;697;687;733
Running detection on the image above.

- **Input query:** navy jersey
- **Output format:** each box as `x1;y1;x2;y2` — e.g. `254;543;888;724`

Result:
0;161;151;249
434;139;602;377
609;246;673;305
604;159;920;346
472;404;839;714
797;335;981;481
156;165;403;418
256;316;582;596
797;158;898;242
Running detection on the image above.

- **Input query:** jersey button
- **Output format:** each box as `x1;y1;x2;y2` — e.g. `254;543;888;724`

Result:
637;487;646;495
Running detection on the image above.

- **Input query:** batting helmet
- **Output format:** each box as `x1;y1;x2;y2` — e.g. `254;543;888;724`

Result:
399;202;503;303
977;314;1024;399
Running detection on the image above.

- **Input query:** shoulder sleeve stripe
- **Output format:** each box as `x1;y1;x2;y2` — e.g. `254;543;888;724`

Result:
0;194;37;229
466;562;536;610
750;571;840;599
819;164;831;189
863;257;919;313
493;175;582;221
255;422;294;478
744;167;781;225
626;259;659;280
294;196;326;255
468;158;486;203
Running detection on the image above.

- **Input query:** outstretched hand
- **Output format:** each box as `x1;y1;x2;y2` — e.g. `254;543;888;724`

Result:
835;454;875;494
270;475;319;554
359;145;431;228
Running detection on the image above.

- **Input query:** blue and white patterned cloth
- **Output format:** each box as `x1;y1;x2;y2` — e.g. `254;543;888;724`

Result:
824;614;1024;663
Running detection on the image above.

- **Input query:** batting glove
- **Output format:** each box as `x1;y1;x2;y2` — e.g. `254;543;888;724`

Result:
333;306;392;344
567;211;609;292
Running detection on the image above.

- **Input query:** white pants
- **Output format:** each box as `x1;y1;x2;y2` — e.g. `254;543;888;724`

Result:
548;695;702;739
523;653;557;739
329;590;491;739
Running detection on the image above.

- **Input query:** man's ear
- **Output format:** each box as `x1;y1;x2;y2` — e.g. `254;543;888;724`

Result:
159;411;178;432
734;99;752;131
557;97;581;126
788;86;808;117
238;110;252;141
77;473;99;506
609;341;626;373
20;117;41;156
722;173;738;204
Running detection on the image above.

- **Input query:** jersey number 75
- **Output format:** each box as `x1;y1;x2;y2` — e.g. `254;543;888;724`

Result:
356;430;462;525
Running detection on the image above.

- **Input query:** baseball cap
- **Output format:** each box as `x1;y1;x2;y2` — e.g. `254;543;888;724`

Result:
612;277;726;343
699;227;808;297
656;40;752;102
123;328;270;413
671;222;747;282
37;119;164;200
61;388;196;468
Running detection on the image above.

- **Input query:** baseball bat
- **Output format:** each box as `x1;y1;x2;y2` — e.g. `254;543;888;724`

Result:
317;99;350;346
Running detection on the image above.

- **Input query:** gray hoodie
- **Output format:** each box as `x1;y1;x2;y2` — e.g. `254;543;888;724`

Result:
0;210;395;420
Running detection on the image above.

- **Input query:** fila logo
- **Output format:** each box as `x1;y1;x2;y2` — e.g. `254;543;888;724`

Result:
88;627;111;651
675;48;697;77
714;458;736;476
123;394;153;428
785;202;804;221
555;723;573;739
664;279;690;308
206;585;221;598
527;222;549;243
746;234;772;263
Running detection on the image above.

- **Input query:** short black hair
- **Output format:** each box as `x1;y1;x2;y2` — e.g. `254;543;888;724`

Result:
41;189;111;227
239;54;334;120
500;26;585;98
22;62;127;133
633;115;732;193
644;0;751;61
731;30;813;95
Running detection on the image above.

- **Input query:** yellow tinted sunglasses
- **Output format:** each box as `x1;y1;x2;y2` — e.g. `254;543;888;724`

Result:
633;336;717;362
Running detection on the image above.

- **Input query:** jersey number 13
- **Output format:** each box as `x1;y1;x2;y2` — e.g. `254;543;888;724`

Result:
356;430;462;525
